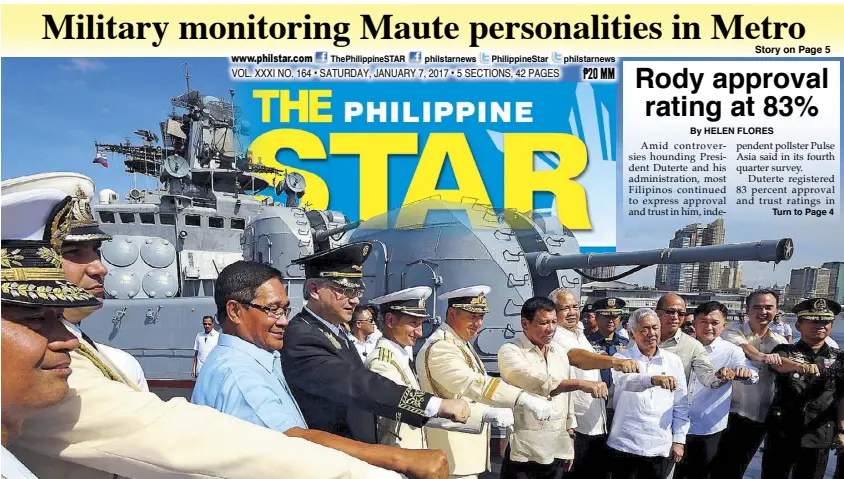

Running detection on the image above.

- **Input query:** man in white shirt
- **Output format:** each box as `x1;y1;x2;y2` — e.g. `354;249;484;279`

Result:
677;301;758;479
607;308;689;479
770;312;793;343
499;296;609;479
350;304;381;362
192;315;220;378
550;288;637;479
715;289;819;479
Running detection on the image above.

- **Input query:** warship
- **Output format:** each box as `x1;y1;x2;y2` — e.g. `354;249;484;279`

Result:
77;68;796;386
82;68;356;386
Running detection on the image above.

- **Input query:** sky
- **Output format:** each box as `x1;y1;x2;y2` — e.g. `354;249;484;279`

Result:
2;57;840;289
1;57;230;193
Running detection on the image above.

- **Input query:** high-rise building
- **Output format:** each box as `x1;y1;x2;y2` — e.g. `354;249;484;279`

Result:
821;262;844;304
786;267;831;307
719;260;744;291
654;219;726;292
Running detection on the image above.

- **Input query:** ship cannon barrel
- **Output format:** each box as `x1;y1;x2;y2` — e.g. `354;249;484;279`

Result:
313;221;361;243
526;238;794;277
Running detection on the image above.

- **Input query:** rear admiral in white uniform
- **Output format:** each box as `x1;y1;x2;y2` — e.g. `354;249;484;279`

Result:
366;286;512;450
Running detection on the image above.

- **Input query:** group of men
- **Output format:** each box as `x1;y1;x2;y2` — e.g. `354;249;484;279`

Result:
549;288;844;479
2;170;843;479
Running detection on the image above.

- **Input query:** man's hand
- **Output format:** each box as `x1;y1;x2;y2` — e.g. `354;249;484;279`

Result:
612;358;639;373
670;443;684;463
734;368;754;381
796;363;821;376
191;369;197;379
565;429;576;471
651;375;677;391
517;393;555;420
763;354;783;366
715;367;736;381
402;449;449;479
580;381;609;399
482;408;514;428
437;398;470;423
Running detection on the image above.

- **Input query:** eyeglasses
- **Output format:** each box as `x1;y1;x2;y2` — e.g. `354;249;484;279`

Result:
325;282;365;298
657;308;685;316
240;302;291;319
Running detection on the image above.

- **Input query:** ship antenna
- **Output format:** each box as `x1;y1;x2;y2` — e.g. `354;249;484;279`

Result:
183;62;191;93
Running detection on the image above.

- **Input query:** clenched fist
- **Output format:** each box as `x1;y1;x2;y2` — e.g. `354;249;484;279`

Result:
796;363;821;376
612;358;640;373
763;354;783;366
734;368;754;381
651;375;677;391
715;367;736;381
437;398;470;423
581;381;609;399
517;393;555;420
403;449;449;479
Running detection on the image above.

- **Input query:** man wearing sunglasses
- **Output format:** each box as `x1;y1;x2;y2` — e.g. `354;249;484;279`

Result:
281;243;472;451
761;298;844;479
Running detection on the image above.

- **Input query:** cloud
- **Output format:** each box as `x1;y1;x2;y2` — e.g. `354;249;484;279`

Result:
66;58;106;73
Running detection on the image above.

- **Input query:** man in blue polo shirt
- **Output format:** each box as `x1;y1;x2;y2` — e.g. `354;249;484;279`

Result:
191;260;449;479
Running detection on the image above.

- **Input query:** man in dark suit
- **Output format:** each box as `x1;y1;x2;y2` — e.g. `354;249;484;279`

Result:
281;242;471;444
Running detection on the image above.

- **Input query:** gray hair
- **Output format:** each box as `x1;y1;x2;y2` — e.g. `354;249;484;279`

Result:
628;308;659;333
548;287;577;306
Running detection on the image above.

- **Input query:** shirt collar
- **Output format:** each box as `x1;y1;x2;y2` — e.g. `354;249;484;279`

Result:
218;333;277;373
515;332;555;355
701;336;722;352
588;330;625;345
796;339;831;357
201;329;218;337
63;319;83;341
629;342;662;361
378;337;411;360
440;322;467;344
304;306;343;338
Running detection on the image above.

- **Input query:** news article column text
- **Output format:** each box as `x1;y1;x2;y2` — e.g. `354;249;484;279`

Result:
622;60;840;223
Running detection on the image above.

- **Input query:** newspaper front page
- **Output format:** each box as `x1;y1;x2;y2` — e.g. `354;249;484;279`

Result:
0;3;842;478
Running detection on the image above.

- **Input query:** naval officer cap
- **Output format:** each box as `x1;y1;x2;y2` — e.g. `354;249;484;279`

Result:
582;303;595;314
1;189;100;308
792;297;841;321
292;242;372;289
439;285;491;314
370;286;432;318
593;297;625;316
1;172;112;243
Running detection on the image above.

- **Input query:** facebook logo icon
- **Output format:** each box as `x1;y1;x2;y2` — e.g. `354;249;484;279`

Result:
409;51;422;63
315;51;328;63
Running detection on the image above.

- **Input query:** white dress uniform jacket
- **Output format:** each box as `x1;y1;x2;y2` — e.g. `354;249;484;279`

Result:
10;333;400;479
416;323;523;477
366;337;485;449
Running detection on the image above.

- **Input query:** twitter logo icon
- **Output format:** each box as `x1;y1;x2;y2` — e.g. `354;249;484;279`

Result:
479;53;491;64
551;52;563;63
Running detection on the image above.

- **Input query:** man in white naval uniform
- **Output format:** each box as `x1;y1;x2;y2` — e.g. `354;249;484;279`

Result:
366;286;515;450
416;285;556;479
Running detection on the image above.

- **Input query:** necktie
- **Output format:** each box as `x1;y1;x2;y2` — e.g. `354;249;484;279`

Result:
79;329;99;352
599;339;616;388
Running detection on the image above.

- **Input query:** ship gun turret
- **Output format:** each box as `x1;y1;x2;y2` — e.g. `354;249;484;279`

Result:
313;221;361;244
528;238;794;277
